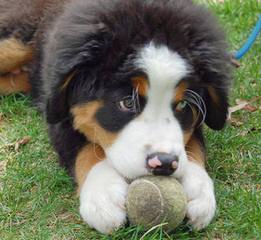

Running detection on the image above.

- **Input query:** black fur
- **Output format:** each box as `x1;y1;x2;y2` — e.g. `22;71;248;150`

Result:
95;86;146;132
173;101;196;131
48;119;86;176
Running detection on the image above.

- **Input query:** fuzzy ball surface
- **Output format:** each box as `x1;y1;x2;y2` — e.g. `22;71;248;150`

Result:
126;176;187;231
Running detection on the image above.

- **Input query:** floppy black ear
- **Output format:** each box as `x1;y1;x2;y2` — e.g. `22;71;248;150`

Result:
43;23;110;124
204;86;229;130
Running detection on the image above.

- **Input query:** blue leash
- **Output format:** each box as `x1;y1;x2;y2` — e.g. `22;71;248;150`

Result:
234;15;261;60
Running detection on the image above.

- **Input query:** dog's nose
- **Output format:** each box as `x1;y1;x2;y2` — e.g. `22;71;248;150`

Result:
146;152;179;176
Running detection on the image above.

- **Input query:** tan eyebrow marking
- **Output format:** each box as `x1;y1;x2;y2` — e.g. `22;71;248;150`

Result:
174;81;188;103
131;76;149;97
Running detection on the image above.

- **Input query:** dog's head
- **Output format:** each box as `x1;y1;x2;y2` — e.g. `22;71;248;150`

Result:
43;0;231;179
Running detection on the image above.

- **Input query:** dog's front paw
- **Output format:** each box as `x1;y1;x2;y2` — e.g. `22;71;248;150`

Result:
186;191;216;230
80;183;127;234
79;161;128;234
181;161;216;230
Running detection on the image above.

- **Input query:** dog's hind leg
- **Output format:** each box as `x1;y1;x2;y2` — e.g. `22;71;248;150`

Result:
0;37;33;94
0;70;31;95
0;37;33;74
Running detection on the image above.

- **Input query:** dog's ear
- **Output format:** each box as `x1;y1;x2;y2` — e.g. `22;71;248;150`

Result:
44;22;110;124
204;85;229;130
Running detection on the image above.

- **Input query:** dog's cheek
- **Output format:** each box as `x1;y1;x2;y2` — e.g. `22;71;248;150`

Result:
71;101;118;148
105;120;150;179
71;100;146;180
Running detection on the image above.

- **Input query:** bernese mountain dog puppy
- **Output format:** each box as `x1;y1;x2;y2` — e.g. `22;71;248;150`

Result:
0;0;231;234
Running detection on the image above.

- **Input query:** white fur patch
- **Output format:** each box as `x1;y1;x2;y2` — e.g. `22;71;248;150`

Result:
79;160;128;234
181;161;216;229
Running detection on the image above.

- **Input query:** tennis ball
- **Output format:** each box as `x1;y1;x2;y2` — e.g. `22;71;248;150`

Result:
126;176;187;231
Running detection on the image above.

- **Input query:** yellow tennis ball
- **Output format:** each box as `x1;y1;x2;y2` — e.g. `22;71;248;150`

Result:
126;176;187;231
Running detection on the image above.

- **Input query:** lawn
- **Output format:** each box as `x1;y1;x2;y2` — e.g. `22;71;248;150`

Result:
0;0;260;239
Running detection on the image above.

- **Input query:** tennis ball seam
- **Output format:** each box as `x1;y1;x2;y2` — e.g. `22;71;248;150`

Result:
130;179;165;225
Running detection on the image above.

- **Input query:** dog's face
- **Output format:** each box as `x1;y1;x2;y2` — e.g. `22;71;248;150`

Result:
43;0;230;179
105;44;192;179
71;43;195;179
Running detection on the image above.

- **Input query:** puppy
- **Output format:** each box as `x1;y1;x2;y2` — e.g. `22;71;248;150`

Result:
0;0;231;234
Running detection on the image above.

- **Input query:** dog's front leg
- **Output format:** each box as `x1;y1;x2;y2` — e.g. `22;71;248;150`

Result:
181;135;216;230
79;159;128;234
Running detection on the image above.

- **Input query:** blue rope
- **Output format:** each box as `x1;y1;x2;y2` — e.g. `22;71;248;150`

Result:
234;15;261;60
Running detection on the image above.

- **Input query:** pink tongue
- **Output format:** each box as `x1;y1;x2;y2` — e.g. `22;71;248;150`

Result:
148;157;162;168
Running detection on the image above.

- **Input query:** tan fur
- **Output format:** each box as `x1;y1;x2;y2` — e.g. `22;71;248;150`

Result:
131;76;149;97
0;38;33;74
183;129;194;145
75;144;105;193
174;81;188;103
71;101;117;148
0;71;31;95
185;135;205;167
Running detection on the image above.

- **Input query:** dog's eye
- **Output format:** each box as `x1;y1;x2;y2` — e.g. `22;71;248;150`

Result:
118;97;136;112
175;100;188;112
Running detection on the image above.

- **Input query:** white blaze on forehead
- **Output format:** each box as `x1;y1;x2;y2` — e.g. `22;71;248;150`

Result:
135;42;189;89
135;42;190;118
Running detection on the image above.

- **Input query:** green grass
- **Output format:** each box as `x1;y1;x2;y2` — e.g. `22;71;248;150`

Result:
0;0;260;239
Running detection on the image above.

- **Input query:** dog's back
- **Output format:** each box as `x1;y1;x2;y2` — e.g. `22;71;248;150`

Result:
0;0;68;43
